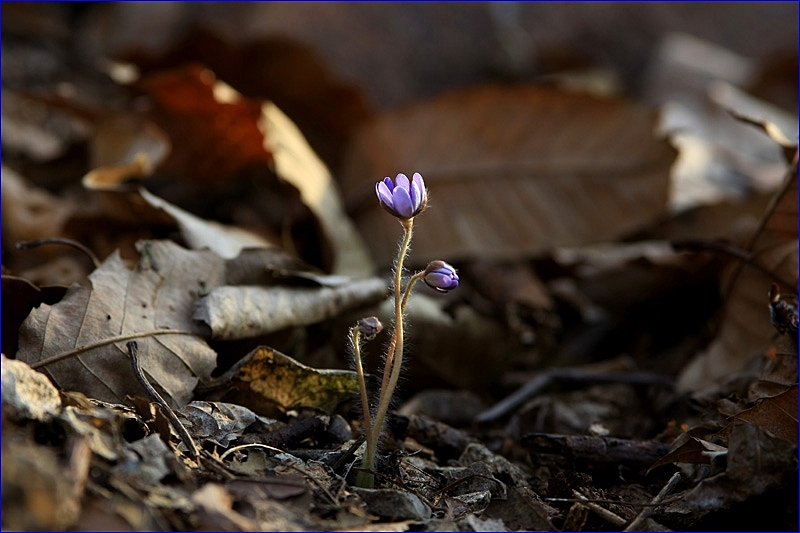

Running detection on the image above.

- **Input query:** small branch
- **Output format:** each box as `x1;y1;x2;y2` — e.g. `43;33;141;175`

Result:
672;238;796;290
30;329;197;369
219;443;285;461
624;471;681;531
127;341;199;460
16;238;102;269
572;490;627;528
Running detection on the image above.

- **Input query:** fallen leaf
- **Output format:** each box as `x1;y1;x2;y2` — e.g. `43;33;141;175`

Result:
664;422;796;519
136;63;273;183
82;113;170;189
2;275;67;356
16;240;223;408
223;346;360;415
194;276;387;341
177;400;280;448
339;84;676;267
260;101;374;277
648;433;727;473
727;385;798;444
678;164;798;393
124;28;375;171
1;165;76;252
138;187;275;258
1;355;62;422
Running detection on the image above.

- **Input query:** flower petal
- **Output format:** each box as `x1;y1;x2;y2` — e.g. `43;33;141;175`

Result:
395;173;410;190
391;185;414;218
383;177;395;191
376;181;394;208
412;172;425;192
410;180;422;211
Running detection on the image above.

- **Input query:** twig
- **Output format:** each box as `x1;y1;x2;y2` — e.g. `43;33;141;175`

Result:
672;238;796;290
127;341;199;460
219;443;285;461
475;367;673;424
30;329;196;369
16;238;102;269
522;433;672;469
624;472;681;531
571;489;627;528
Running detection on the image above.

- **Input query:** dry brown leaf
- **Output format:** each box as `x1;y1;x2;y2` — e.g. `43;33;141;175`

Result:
136;63;273;183
648;434;727;473
194;276;387;341
124;28;374;171
339;84;676;267
260;102;374;277
678;164;798;393
137;188;275;258
16;240;224;408
729;385;798;444
1;165;76;248
2;275;67;357
82;113;170;189
221;346;360;415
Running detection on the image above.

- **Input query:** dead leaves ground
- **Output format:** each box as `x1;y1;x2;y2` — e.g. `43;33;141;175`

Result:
2;4;798;531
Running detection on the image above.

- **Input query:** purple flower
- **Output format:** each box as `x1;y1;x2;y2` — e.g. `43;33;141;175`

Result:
376;172;428;219
422;260;459;292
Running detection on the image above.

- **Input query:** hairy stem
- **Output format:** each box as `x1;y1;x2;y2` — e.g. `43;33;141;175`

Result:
360;218;414;488
350;328;373;460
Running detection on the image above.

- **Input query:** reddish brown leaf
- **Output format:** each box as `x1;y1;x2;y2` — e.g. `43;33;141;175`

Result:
731;385;798;444
136;64;273;184
339;84;676;268
124;27;374;171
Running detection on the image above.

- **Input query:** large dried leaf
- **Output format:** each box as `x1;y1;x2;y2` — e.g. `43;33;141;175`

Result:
260;102;374;277
194;276;387;341
678;164;798;392
17;240;224;408
339;84;676;267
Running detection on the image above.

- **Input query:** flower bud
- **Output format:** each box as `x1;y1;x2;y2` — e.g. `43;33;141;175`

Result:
356;316;383;340
422;260;459;292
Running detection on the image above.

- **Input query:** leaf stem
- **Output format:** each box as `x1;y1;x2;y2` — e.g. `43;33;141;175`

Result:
127;341;199;460
29;329;197;369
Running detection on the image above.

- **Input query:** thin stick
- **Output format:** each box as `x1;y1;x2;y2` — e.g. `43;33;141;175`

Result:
571;489;627;527
219;443;285;461
30;329;196;369
127;341;199;460
16;238;102;269
623;472;681;531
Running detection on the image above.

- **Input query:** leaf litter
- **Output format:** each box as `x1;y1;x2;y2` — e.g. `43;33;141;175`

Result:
3;5;798;531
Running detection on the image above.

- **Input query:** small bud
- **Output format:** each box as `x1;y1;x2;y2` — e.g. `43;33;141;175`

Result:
356;316;383;340
375;172;428;219
422;260;459;292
